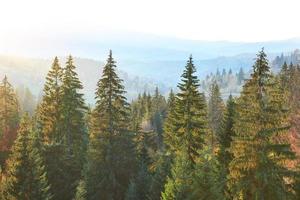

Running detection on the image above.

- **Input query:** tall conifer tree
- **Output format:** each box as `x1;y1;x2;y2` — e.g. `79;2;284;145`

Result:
217;94;236;199
208;81;224;149
38;57;77;200
0;76;19;167
228;49;297;199
161;151;193;200
37;57;63;143
61;55;87;161
86;50;136;200
163;55;207;164
1;113;52;200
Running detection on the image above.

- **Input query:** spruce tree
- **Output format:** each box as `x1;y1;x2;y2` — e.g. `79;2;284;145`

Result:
208;81;224;149
148;153;172;200
86;50;137;200
125;162;151;200
1;113;52;200
61;55;87;162
163;89;176;154
228;49;297;199
0;76;19;167
126;131;152;200
161;151;194;200
217;94;236;199
151;87;167;150
0;75;19;140
37;57;77;200
279;62;289;91
237;68;245;85
189;147;223;200
37;57;63;143
54;55;87;199
164;55;207;164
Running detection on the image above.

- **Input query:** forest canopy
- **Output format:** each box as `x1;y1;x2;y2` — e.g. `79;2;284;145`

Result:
0;49;299;200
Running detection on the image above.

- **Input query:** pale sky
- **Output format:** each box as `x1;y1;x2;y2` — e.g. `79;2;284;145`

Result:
0;0;300;43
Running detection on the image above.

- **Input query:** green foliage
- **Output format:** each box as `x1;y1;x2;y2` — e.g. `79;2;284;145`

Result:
237;67;245;85
0;76;19;167
125;162;151;200
61;55;87;163
43;143;80;200
1;113;52;200
37;56;87;200
86;50;137;200
161;151;194;200
1;50;299;200
164;55;207;164
37;57;63;143
148;153;172;200
130;87;167;151
189;147;223;200
208;81;224;149
125;181;139;200
74;179;87;200
228;49;297;200
217;94;236;198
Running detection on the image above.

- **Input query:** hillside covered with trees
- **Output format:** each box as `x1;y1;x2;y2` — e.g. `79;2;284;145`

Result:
0;49;299;200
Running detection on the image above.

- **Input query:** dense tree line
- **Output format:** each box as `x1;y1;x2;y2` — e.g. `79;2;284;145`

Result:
0;49;299;199
201;67;246;96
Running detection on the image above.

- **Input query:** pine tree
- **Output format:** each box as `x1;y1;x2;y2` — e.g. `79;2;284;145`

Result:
37;57;63;143
228;49;297;199
0;76;19;167
51;55;87;199
125;161;151;200
279;62;289;90
151;87;167;150
37;57;78;200
161;151;194;200
0;76;19;141
61;55;87;161
1;113;52;200
237;68;245;85
189;147;223;200
164;55;207;164
208;81;224;149
163;89;176;154
126;131;152;200
217;94;236;199
86;50;137;200
130;99;142;133
148;153;172;200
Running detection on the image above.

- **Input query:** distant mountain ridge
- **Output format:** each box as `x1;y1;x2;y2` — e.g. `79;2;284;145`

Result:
1;33;300;103
0;55;169;103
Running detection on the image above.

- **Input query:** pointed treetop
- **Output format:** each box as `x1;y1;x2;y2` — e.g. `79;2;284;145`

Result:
155;86;159;97
189;54;193;61
169;88;174;95
281;61;288;72
253;48;270;77
109;49;113;58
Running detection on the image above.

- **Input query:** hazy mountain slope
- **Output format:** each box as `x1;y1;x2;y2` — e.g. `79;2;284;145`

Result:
0;55;168;103
1;33;299;103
